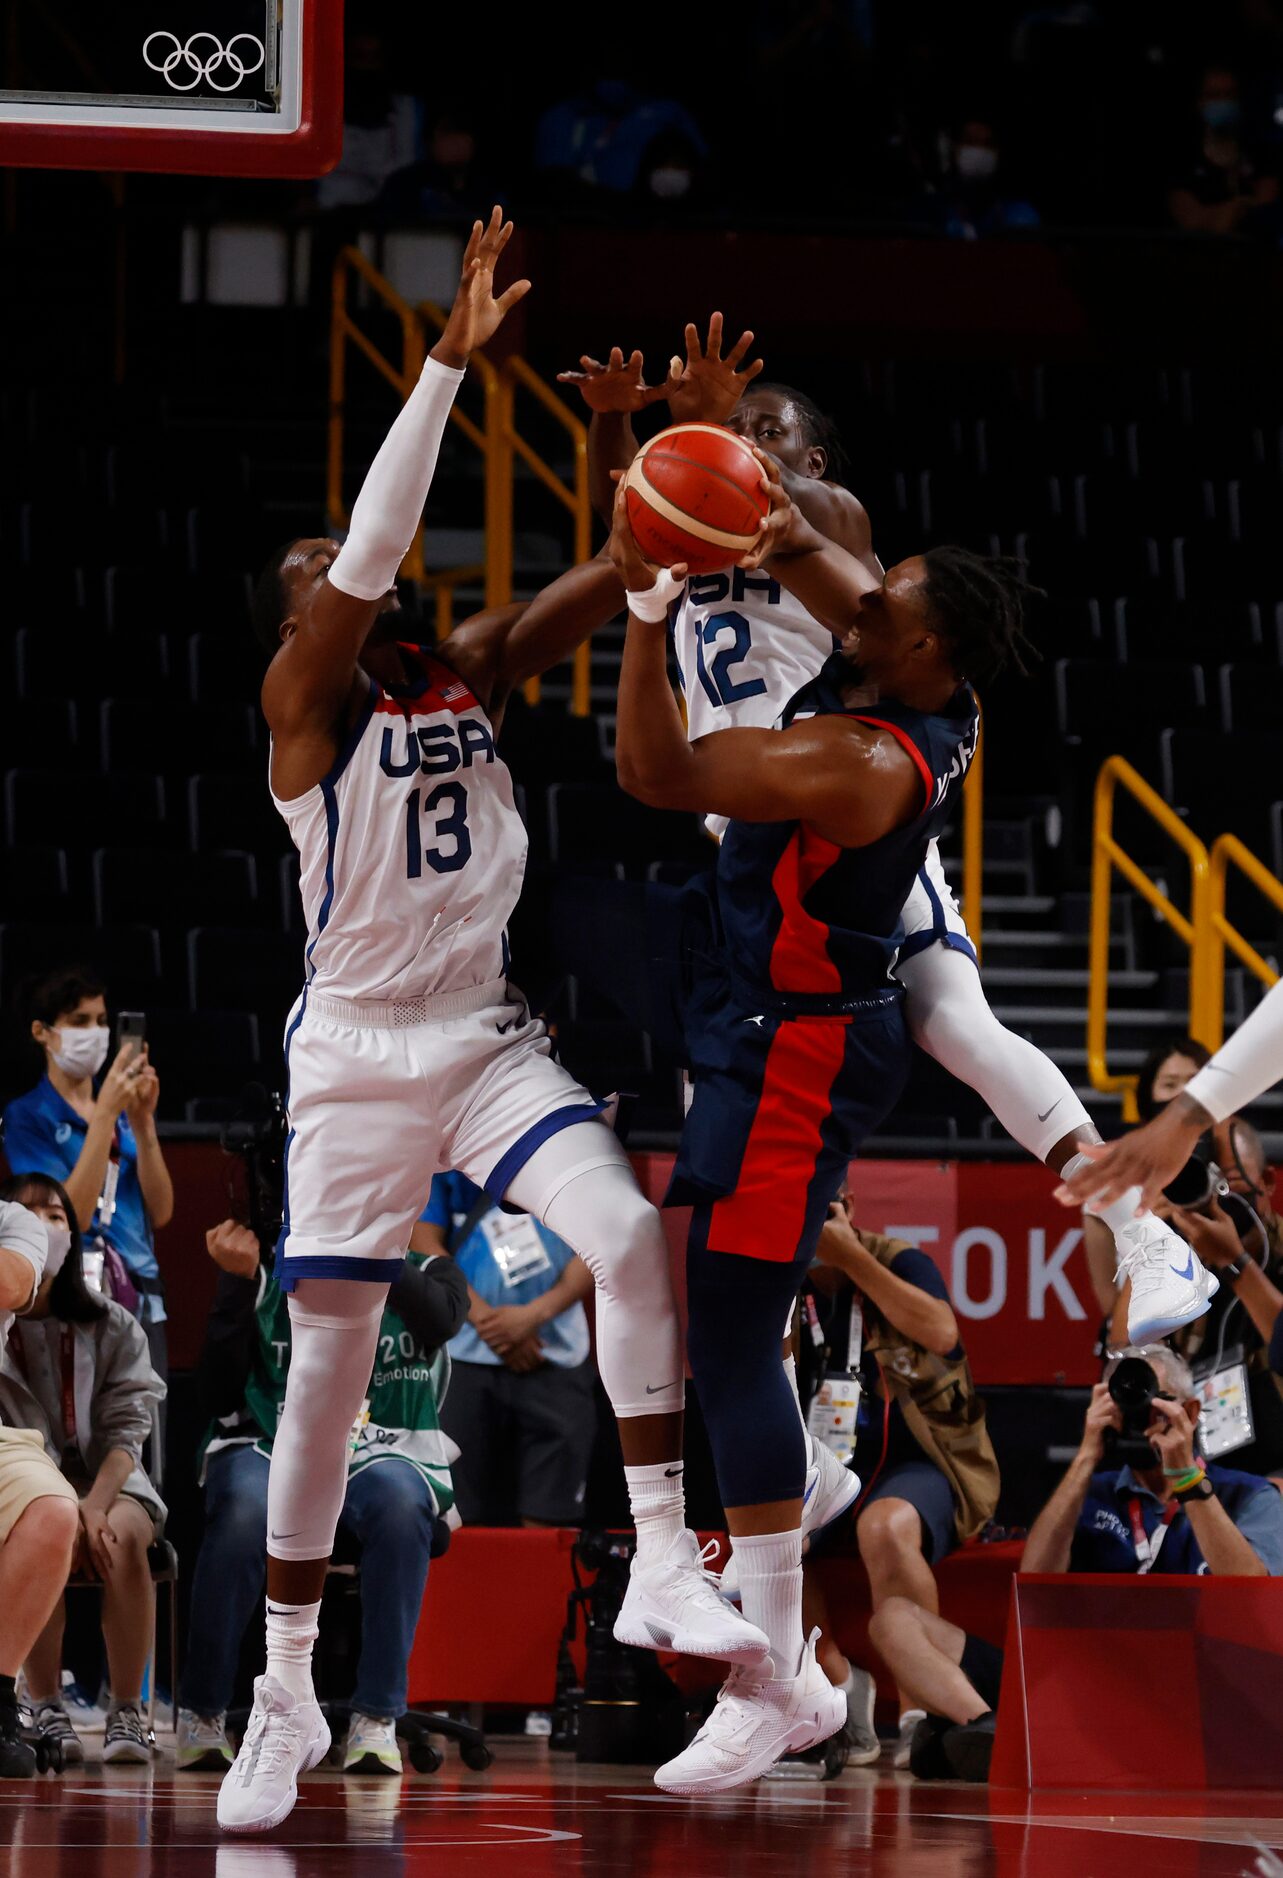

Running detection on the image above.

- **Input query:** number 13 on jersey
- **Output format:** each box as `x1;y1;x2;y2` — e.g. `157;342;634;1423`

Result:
405;782;472;875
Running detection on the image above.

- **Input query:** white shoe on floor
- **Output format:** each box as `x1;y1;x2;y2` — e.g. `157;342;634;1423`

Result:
343;1712;402;1777
1115;1216;1218;1343
841;1665;882;1767
893;1708;926;1770
654;1630;847;1795
614;1529;770;1667
720;1442;861;1600
217;1676;331;1834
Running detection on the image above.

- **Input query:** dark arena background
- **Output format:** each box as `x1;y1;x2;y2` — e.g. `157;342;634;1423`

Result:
4;1;1283;1872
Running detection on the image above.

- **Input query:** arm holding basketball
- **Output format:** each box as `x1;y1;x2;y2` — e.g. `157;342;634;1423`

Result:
779;474;882;577
445;552;627;703
741;454;881;625
611;488;919;843
263;211;528;737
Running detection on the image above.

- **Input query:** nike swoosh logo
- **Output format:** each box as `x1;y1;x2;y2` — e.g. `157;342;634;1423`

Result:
269;1529;302;1542
664;1466;683;1478
496;1016;521;1035
1038;1100;1062;1124
646;1380;681;1395
742;1015;766;1027
1171;1250;1195;1281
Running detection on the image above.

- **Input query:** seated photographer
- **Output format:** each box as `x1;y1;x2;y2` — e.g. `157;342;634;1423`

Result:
178;1218;468;1777
1023;1343;1283;1578
416;1173;597;1529
2;969;173;1374
800;1199;999;1769
1082;1036;1212;1333
0;1173;166;1767
1144;1121;1283;1483
0;1192;79;1778
877;1337;1283;1786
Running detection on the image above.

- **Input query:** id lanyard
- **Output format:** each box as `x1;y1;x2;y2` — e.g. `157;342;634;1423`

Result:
1129;1496;1179;1574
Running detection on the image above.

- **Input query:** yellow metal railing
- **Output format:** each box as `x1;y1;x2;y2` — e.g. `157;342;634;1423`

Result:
1207;834;1283;1047
961;713;983;963
1089;756;1212;1118
328;249;592;710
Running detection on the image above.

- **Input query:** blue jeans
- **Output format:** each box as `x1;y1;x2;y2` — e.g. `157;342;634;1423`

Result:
179;1445;435;1719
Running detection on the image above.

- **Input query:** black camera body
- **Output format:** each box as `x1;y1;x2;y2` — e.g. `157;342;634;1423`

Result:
1105;1355;1163;1468
553;1532;687;1765
1162;1133;1230;1211
219;1082;289;1254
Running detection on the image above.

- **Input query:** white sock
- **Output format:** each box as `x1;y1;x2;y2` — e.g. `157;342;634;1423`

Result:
625;1461;686;1564
264;1598;321;1704
730;1527;804;1679
1062;1154;1147;1237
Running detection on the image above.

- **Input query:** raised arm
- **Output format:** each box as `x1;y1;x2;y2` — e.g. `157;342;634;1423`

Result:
1057;977;1283;1212
609;487;920;842
441;549;628;714
262;209;530;780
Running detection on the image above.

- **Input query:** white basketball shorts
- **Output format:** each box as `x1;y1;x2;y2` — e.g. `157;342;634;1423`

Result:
275;978;618;1289
895;839;977;972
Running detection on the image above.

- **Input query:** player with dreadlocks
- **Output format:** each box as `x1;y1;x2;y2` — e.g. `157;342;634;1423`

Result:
559;323;1216;1708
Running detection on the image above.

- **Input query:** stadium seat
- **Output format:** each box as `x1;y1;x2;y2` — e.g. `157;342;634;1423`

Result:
1114;589;1264;664
1218;664;1283;734
4;768;168;851
188;775;288;859
1055;659;1206;741
0;846;69;920
99;699;259;776
1161;728;1281;850
92;847;260;929
186;927;302;1029
187;631;264;706
143;1007;262;1113
0;922;164;1012
105;566;254;636
15;626;172;702
0;699;90;772
546;780;713;874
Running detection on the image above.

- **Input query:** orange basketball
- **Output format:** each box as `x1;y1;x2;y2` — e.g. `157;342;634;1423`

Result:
623;423;770;575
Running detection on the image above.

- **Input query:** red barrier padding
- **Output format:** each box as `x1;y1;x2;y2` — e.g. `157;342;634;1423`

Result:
990;1573;1283;1789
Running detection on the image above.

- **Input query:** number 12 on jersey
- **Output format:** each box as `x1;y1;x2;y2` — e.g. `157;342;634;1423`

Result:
405;782;472;876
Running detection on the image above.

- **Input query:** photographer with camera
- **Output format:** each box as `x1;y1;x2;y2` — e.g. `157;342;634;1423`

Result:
1023;1343;1283;1577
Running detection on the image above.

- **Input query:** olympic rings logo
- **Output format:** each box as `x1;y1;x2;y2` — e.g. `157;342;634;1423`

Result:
142;30;266;93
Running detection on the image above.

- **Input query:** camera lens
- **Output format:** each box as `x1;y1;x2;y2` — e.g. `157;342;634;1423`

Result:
1108;1356;1159;1413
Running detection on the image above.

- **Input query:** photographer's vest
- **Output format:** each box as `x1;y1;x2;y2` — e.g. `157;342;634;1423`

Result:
857;1231;999;1543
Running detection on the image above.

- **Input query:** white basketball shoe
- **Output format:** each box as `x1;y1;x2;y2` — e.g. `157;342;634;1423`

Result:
654;1630;847;1795
719;1440;860;1601
1116;1216;1218;1343
614;1529;770;1666
217;1676;331;1834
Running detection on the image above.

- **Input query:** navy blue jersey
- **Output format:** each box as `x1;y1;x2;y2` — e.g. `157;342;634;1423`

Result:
715;653;981;1015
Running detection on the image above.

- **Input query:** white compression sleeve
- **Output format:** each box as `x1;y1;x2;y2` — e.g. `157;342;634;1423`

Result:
265;1279;386;1562
500;1122;685;1420
1184;978;1283;1124
328;356;466;603
897;942;1093;1164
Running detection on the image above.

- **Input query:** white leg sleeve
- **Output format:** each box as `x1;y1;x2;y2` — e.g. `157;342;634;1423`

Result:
503;1122;685;1420
897;942;1092;1165
266;1279;386;1562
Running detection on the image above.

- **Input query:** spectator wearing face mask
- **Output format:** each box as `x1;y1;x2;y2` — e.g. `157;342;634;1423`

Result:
930;115;1041;239
1169;66;1280;237
2;968;173;1375
0;1173;165;1768
534;77;708;206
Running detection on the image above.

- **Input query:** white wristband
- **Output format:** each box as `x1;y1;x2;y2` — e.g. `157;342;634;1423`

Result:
626;567;686;624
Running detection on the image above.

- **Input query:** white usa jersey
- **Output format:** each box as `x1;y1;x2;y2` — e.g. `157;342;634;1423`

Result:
272;648;527;1003
672;566;835;839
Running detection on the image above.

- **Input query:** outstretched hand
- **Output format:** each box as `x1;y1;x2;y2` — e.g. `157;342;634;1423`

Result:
557;347;671;414
665;312;764;425
434;206;531;369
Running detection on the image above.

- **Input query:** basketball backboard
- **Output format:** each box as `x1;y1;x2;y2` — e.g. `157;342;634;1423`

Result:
0;1;342;177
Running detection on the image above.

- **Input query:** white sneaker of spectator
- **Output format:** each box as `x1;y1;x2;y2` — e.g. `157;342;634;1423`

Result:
893;1707;927;1770
720;1441;861;1600
1115;1217;1218;1342
342;1713;402;1777
654;1630;847;1795
30;1700;85;1764
840;1664;882;1766
103;1701;152;1764
614;1529;770;1666
217;1676;330;1833
177;1709;234;1771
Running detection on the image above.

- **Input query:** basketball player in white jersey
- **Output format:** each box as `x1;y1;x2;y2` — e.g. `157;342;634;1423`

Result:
218;215;767;1835
561;323;1214;1433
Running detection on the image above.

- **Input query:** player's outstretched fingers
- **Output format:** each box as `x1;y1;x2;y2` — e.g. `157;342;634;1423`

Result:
705;310;724;357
